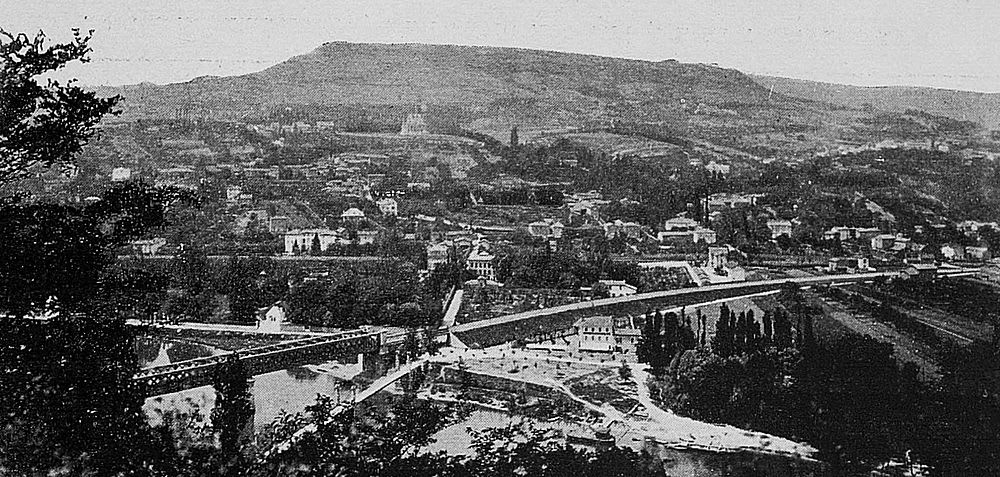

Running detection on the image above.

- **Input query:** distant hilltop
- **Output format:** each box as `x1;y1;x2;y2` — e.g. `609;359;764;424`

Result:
93;41;995;138
752;74;1000;129
94;42;779;126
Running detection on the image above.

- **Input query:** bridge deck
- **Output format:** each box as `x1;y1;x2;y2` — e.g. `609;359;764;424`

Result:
452;272;899;347
136;330;381;396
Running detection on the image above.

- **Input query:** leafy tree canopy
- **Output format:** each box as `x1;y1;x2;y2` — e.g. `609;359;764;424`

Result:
0;29;119;185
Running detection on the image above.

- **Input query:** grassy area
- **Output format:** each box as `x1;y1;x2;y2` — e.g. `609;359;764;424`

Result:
564;368;639;415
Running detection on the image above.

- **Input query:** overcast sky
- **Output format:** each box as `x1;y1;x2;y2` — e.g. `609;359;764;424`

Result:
4;0;1000;92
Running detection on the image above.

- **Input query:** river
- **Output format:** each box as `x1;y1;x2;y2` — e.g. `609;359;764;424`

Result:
137;336;362;429
136;337;822;476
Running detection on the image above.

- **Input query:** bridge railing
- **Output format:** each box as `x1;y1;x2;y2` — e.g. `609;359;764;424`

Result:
135;330;380;381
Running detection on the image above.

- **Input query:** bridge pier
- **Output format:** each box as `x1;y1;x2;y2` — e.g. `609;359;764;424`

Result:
361;350;388;378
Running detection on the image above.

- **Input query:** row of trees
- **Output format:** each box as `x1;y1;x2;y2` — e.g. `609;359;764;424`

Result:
636;310;699;371
646;284;1000;475
711;304;799;357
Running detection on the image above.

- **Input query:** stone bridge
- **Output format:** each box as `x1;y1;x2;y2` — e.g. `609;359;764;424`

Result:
451;272;904;348
135;330;383;396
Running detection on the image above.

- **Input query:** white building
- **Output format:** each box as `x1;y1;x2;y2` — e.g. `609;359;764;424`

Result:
111;167;132;182
574;316;615;353
598;279;638;297
705;161;731;175
257;302;286;333
465;247;496;281
766;219;793;239
527;219;565;239
377;198;399;217
341;207;366;224
357;230;378;245
664;216;699;231
130;237;166;255
284;229;340;254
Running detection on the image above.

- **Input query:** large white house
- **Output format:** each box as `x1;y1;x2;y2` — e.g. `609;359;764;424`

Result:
598;279;638;297
766;219;793;239
465;247;496;281
284;229;341;254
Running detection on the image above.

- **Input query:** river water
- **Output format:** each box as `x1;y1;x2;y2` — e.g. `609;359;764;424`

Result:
136;337;822;476
137;336;361;429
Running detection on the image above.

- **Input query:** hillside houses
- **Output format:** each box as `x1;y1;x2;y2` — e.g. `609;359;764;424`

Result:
528;219;565;239
657;215;717;244
766;219;793;239
823;226;881;242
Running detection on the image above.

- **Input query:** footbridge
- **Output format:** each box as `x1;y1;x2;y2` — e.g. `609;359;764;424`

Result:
135;330;382;396
452;271;903;348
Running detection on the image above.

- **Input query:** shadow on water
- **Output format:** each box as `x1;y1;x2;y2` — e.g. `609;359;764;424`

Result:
286;366;321;381
134;336;163;365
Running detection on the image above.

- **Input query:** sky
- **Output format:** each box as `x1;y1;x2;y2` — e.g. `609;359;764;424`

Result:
4;0;1000;92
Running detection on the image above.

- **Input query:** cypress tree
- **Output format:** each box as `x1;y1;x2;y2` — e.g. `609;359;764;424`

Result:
712;304;733;357
762;310;774;344
212;353;254;475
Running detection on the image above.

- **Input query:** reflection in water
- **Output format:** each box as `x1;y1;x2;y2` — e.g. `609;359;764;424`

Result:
286;366;321;381
139;335;365;430
134;337;163;365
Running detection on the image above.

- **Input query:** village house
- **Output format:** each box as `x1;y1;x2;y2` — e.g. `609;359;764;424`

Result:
257;302;287;333
660;214;716;244
528;219;565;239
598;279;638;297
284;229;340;254
377;198;399;217
357;230;379;245
604;220;644;240
574;316;616;353
823;226;881;242
957;220;999;237
268;216;291;235
705;160;731;175
827;257;872;273
871;234;898;250
426;242;452;271
341;207;366;224
766;219;793;239
664;215;699;231
967;246;991;261
941;244;966;261
465;245;497;281
129;237;167;255
707;192;763;211
111;167;132;182
572;315;642;357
